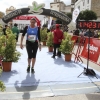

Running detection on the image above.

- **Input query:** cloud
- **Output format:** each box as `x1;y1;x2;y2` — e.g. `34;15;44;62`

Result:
0;0;71;13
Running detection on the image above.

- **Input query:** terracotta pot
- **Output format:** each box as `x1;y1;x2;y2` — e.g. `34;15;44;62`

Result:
65;54;72;61
43;41;46;46
2;62;12;72
48;46;53;52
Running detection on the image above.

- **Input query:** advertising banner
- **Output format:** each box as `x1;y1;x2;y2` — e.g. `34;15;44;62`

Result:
71;35;78;43
81;38;100;65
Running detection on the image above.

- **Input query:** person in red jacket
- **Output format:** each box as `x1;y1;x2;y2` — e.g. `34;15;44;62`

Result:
52;24;63;58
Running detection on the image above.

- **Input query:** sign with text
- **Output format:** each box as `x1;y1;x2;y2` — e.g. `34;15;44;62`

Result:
76;21;100;29
81;38;100;65
2;1;71;24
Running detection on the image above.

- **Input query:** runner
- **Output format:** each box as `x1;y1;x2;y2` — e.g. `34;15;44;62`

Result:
20;18;41;73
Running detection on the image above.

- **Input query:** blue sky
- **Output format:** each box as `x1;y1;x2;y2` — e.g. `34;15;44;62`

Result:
0;0;71;13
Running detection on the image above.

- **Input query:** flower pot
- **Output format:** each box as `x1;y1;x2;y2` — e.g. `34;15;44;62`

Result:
48;46;53;52
43;41;46;46
2;62;12;72
65;54;72;61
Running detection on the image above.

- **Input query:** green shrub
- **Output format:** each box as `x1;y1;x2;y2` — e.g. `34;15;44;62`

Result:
59;34;74;54
40;28;47;42
47;32;53;47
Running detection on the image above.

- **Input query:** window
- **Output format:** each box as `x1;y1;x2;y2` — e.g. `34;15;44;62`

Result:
51;6;52;8
87;0;89;4
78;6;80;10
83;1;84;6
57;5;59;7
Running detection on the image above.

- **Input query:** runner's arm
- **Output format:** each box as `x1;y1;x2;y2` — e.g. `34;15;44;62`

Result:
38;27;41;45
20;26;28;45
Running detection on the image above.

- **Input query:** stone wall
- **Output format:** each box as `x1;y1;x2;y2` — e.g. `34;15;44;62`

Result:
91;0;100;17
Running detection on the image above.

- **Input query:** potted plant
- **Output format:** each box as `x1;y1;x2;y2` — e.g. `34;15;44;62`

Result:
47;32;53;52
59;34;74;61
0;30;21;72
63;31;68;39
0;24;3;36
40;28;47;46
0;68;6;91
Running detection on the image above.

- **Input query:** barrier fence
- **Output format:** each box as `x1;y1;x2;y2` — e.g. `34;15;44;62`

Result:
72;35;100;66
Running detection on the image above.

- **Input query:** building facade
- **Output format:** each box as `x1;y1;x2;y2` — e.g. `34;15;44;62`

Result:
0;11;5;25
50;0;71;13
74;0;100;20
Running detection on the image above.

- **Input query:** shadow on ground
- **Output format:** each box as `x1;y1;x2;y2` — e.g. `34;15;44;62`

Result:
14;73;40;100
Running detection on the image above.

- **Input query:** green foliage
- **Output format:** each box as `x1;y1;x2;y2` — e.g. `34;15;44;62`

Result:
64;32;68;38
0;30;21;62
0;68;6;92
40;28;47;42
0;24;3;36
47;32;53;47
56;19;62;24
59;34;74;54
77;10;97;21
6;26;13;35
66;12;72;19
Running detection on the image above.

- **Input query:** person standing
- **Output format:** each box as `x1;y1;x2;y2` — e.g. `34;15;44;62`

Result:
3;25;8;35
12;23;19;42
20;18;41;73
52;24;63;58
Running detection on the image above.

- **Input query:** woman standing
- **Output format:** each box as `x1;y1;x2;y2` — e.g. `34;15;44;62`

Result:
20;18;41;73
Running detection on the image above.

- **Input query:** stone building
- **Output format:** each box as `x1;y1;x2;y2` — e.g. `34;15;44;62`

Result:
0;11;5;19
50;0;71;13
0;11;5;25
6;6;16;15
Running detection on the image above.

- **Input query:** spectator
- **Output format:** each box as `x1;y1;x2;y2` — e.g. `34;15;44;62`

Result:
84;29;94;37
12;23;19;42
51;24;64;58
3;25;8;35
94;30;99;38
73;28;79;36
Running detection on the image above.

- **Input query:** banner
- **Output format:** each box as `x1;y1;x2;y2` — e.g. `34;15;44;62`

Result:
72;8;80;23
47;17;52;29
14;16;38;20
71;35;78;43
81;38;100;65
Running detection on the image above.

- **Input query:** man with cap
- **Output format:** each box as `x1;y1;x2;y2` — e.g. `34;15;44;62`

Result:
52;24;64;58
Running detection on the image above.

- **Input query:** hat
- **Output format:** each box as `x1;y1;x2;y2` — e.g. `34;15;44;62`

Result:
56;24;59;28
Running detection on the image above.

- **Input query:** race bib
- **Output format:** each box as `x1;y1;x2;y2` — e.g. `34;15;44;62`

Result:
28;35;36;42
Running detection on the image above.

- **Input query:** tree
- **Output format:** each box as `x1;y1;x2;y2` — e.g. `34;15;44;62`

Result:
77;10;97;21
56;19;62;24
66;12;72;20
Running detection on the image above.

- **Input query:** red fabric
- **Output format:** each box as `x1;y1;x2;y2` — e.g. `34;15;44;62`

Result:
56;24;59;28
51;29;54;32
53;29;63;44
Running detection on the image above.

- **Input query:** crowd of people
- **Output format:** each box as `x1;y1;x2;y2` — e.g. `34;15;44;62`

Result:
73;28;100;38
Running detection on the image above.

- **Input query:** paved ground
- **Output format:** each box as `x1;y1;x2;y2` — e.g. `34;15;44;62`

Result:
1;33;100;100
